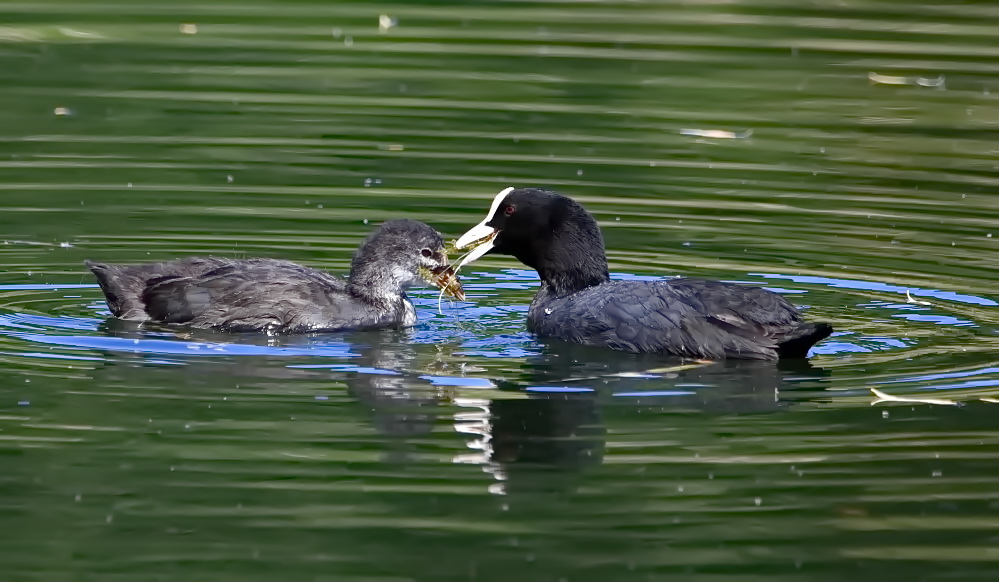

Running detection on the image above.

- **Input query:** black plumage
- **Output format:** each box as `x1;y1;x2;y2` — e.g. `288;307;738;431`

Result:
86;219;454;333
455;188;832;360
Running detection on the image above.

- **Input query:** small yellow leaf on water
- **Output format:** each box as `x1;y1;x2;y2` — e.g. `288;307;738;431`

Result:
180;23;198;35
869;72;946;89
868;72;909;85
680;128;753;139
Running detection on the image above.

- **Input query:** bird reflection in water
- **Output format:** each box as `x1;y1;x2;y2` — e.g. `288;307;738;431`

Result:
91;321;830;497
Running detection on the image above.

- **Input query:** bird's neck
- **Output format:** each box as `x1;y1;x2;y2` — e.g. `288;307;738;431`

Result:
348;262;408;306
529;231;610;297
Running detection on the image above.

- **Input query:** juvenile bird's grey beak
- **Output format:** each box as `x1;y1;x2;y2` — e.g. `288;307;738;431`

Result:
454;187;512;269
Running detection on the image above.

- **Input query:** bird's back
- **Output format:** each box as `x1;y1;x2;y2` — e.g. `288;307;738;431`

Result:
85;257;383;332
527;278;830;360
86;257;232;320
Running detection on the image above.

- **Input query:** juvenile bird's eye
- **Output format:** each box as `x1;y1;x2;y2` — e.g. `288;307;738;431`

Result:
420;248;433;258
504;204;516;216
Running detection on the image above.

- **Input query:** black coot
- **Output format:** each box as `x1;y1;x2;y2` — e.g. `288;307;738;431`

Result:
87;219;462;333
454;187;831;360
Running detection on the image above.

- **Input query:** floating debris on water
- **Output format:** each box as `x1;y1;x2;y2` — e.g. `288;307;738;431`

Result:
58;27;104;40
53;107;73;116
870;387;958;407
905;289;932;305
378;14;397;33
868;72;945;88
680;128;753;139
179;23;198;35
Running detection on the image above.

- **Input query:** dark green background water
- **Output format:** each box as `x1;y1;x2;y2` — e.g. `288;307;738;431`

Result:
1;1;998;580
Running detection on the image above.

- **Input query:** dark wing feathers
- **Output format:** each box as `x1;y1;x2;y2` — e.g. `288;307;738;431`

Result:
531;278;817;360
142;275;208;323
86;257;387;332
140;261;350;332
86;257;234;319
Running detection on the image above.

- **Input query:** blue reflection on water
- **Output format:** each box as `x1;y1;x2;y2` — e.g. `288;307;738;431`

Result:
751;273;998;306
878;367;999;385
525;386;595;393
420;375;496;388
0;268;991;367
11;332;358;358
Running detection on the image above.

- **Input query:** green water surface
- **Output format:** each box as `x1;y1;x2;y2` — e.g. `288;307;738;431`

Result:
1;1;998;580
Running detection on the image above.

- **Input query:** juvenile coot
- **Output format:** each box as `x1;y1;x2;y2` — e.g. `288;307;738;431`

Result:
87;219;463;333
454;187;832;360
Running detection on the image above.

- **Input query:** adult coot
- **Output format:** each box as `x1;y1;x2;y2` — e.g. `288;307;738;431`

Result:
454;187;831;360
87;219;463;333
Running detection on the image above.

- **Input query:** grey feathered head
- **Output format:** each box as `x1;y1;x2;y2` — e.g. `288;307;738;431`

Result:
350;219;461;299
